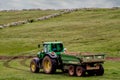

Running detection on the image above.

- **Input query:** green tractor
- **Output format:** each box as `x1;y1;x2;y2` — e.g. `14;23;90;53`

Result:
30;42;105;76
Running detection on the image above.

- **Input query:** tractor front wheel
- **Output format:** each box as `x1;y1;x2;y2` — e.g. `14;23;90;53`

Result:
30;59;39;73
42;56;57;74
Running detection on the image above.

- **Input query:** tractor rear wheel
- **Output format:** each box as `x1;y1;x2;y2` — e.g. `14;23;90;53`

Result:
68;65;75;76
76;66;85;77
30;59;39;73
42;56;57;74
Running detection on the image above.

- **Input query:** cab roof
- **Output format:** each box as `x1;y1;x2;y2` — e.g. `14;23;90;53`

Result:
43;42;63;44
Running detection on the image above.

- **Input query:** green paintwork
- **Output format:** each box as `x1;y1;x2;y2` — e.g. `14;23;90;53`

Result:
37;42;64;58
61;53;80;65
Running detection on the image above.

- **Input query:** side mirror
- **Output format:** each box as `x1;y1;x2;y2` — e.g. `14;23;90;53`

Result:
38;44;40;48
64;48;67;51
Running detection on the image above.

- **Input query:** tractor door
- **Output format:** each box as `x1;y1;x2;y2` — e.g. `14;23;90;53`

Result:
43;44;49;53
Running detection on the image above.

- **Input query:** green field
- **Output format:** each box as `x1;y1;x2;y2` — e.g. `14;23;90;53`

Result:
0;8;120;56
0;8;120;80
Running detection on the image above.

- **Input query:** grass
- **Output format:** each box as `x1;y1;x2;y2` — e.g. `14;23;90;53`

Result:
0;8;120;56
0;59;120;80
0;10;61;25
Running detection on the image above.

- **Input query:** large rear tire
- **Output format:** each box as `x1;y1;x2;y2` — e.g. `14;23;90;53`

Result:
42;56;57;74
68;65;75;76
76;66;85;77
30;59;40;73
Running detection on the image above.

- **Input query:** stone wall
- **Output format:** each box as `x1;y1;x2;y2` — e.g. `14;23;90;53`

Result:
0;9;81;29
0;7;119;29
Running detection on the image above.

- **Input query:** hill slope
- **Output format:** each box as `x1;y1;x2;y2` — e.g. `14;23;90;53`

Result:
0;8;120;56
0;10;60;25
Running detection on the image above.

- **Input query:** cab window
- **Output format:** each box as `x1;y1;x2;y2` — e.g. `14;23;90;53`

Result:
51;43;63;52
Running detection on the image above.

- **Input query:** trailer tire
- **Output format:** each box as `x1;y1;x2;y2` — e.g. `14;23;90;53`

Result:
68;65;75;76
87;70;95;76
76;66;85;77
95;65;104;76
42;56;56;74
30;59;40;73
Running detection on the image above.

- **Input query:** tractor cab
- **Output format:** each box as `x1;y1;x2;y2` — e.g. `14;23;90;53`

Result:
37;42;64;58
43;42;64;54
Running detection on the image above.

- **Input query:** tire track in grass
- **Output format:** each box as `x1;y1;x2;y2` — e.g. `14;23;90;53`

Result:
3;58;30;72
3;50;36;72
19;53;36;68
19;57;30;68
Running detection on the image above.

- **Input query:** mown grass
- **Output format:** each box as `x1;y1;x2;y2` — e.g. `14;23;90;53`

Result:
0;8;120;56
0;59;120;80
0;10;60;25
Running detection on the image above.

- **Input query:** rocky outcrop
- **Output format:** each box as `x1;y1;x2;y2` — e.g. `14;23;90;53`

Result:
0;25;4;29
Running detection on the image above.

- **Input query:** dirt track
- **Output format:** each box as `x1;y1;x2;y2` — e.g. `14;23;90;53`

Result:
0;55;35;60
0;56;120;61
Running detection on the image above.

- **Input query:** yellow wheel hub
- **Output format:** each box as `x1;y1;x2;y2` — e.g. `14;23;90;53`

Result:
44;59;51;72
31;62;36;72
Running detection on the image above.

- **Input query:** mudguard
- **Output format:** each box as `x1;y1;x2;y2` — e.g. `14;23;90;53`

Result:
32;57;40;68
45;53;57;59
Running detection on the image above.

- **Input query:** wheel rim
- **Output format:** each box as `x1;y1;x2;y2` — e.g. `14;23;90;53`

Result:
44;59;51;72
31;62;36;72
69;65;75;76
76;66;82;76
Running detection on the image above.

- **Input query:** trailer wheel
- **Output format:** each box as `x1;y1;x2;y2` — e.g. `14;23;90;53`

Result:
87;70;95;76
42;56;56;74
68;65;75;76
95;65;104;76
76;66;85;77
30;59;39;73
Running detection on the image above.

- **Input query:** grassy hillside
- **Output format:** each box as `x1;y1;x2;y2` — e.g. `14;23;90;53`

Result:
0;8;120;56
0;10;60;25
